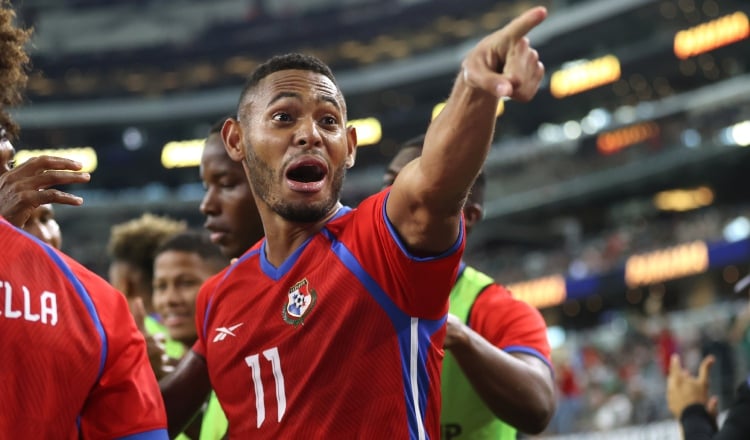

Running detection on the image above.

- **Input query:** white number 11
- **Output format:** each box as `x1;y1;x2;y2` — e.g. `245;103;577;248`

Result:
245;347;287;428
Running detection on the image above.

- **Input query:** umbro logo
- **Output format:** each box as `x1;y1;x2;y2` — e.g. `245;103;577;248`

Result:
213;323;243;342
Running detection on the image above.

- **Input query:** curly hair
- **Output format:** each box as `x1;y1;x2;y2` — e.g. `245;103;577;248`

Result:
107;213;188;284
0;1;31;140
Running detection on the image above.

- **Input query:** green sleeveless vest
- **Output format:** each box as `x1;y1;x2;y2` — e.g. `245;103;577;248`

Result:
144;316;228;439
441;265;517;440
144;314;186;359
200;391;229;439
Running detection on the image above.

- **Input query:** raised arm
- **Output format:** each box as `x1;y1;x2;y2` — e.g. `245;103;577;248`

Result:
386;6;546;254
386;8;547;255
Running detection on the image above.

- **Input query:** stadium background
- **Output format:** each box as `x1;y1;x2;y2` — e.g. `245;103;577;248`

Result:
9;0;750;437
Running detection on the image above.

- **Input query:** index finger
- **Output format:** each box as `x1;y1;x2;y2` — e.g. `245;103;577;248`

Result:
16;155;84;173
698;355;715;384
668;353;682;378
503;6;548;42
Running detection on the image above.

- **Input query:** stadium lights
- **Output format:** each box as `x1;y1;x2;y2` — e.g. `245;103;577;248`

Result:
653;186;714;212
432;100;505;121
348;117;382;147
674;12;749;60
15;147;98;173
722;120;750;147
161;139;205;169
506;274;567;309
625;241;709;288
550;55;621;99
596;122;660;155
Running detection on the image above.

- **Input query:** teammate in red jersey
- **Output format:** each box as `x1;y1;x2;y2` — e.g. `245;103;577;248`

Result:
0;219;169;438
0;4;166;436
161;7;547;438
384;137;555;439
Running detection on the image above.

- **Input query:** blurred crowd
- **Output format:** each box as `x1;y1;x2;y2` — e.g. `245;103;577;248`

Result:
544;298;750;436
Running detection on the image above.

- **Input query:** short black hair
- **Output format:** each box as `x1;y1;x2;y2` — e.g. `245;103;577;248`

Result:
155;230;229;272
237;53;339;116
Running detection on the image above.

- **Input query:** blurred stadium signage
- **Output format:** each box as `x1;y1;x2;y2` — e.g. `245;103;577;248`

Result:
625;241;709;288
596;122;660;155
550;55;621;99
653;186;714;212
507;275;567;308
499;238;750;310
15;147;97;173
674;11;750;59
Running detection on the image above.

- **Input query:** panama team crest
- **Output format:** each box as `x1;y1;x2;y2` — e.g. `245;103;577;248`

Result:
282;278;317;326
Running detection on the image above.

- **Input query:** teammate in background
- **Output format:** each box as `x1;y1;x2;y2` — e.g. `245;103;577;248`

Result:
200;116;264;259
161;7;547;437
21;203;61;248
152;230;230;439
107;212;188;375
383;136;555;438
196;117;266;437
0;2;167;437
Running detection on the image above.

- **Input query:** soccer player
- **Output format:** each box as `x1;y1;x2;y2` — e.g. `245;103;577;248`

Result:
161;7;547;437
0;219;169;438
384;137;555;439
107;212;188;374
1;4;167;434
198;119;266;437
200;116;264;259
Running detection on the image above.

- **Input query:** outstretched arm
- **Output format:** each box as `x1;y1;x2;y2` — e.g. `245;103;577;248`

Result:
160;350;213;438
386;7;546;254
0;155;90;227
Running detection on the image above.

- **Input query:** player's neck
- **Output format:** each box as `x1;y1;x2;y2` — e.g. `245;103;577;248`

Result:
262;203;343;267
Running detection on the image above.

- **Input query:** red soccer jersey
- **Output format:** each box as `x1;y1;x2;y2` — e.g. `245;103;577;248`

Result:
0;219;168;439
193;190;464;438
469;277;552;366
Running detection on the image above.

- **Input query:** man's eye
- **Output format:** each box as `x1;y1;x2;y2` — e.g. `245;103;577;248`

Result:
7;160;16;169
273;113;292;122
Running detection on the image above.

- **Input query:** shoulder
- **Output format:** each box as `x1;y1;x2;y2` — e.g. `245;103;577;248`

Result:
475;281;539;315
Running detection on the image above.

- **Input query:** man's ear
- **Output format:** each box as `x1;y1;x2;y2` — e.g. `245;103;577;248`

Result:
222;118;245;162
463;202;484;232
345;125;357;169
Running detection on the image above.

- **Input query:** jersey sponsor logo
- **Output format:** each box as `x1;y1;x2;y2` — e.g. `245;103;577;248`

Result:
0;280;58;326
213;323;243;342
282;278;317;327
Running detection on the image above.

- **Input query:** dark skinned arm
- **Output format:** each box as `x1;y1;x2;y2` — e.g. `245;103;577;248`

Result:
445;314;556;434
160;350;213;438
